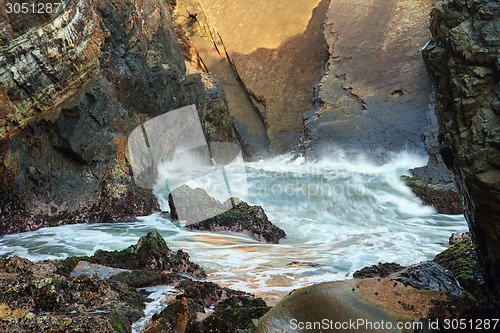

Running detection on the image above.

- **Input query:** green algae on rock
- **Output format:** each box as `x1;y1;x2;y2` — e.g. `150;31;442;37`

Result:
0;257;145;332
169;185;286;244
57;232;206;278
434;238;482;297
402;176;463;214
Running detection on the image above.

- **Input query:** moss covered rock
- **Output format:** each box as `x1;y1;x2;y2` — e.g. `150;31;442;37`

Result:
169;185;286;243
147;280;270;333
403;176;462;214
0;257;145;332
434;238;481;296
57;232;206;278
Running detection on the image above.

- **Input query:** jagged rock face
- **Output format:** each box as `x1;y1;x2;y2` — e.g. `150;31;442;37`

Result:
422;0;500;303
305;0;435;159
0;0;235;233
175;0;327;156
174;0;270;158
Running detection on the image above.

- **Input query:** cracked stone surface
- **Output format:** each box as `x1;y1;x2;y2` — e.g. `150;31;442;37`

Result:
304;0;435;160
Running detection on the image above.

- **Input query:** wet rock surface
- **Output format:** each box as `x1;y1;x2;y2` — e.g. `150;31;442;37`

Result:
0;232;269;332
147;280;270;333
403;176;463;214
391;261;463;297
0;256;145;332
422;0;500;304
0;0;235;234
169;185;286;244
353;262;406;279
255;278;449;332
434;238;483;298
58;232;207;279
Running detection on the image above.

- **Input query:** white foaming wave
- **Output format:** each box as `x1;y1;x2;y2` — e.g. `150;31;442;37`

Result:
245;150;427;177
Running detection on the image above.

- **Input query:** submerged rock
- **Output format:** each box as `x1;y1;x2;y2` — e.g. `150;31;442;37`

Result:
391;261;463;296
169;186;286;244
353;262;406;279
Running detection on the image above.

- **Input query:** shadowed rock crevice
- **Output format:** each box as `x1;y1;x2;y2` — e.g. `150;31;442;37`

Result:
174;0;270;159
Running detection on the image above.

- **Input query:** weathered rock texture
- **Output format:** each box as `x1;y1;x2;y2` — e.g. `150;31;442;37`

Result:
0;0;235;233
168;185;286;244
175;0;327;155
422;0;500;303
0;256;145;332
255;278;450;332
305;0;435;159
174;0;270;158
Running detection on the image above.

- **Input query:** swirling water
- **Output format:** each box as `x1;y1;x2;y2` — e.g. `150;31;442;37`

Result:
0;151;468;304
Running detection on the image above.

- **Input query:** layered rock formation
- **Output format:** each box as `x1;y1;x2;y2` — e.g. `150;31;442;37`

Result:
0;0;235;233
423;0;500;303
305;0;435;159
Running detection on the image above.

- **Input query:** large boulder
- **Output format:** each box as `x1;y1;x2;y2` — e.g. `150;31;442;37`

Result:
168;185;286;244
255;279;451;332
0;0;235;234
422;0;500;304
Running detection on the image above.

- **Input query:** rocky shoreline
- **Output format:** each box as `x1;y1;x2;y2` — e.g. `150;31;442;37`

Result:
1;0;499;331
2;231;496;333
0;232;271;332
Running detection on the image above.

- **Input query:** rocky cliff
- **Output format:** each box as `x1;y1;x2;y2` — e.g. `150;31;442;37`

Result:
305;0;436;160
423;0;500;303
174;0;327;156
0;0;235;233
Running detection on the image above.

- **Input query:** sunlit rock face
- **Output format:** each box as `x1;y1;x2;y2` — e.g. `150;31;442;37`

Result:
423;0;500;304
175;0;327;156
0;0;235;233
305;0;435;159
